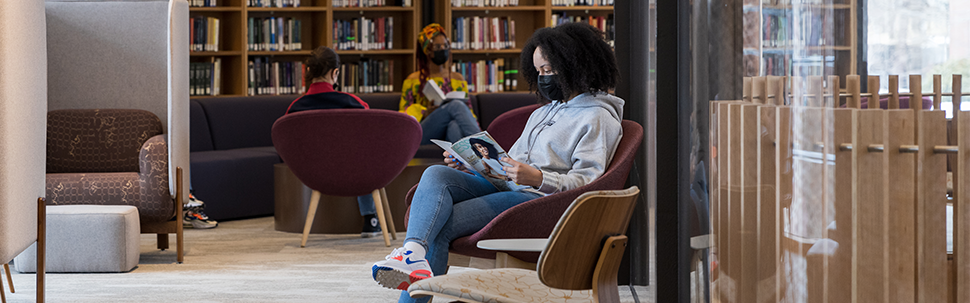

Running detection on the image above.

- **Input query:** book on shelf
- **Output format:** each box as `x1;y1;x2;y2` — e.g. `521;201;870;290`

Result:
248;0;301;8
431;131;517;191
190;16;220;52
551;0;613;6
422;80;468;107
333;17;394;51
332;0;412;7
450;0;520;7
454;58;517;93
189;0;218;8
190;58;222;96
248;57;306;96
337;59;395;94
452;16;515;50
248;17;302;51
551;13;614;45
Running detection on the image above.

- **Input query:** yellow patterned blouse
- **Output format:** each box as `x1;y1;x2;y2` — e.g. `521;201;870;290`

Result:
399;76;473;122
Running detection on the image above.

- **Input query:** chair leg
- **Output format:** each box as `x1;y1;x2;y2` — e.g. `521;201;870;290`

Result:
157;234;169;250
4;263;13;293
36;197;45;303
379;188;397;240
372;189;392;247
301;190;322;248
592;235;627;303
175;167;184;264
1;265;5;303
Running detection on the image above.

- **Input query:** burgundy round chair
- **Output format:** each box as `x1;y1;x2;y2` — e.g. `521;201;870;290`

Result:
272;109;422;247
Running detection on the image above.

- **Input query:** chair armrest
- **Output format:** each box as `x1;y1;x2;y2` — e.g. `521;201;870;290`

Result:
477;238;548;252
139;134;175;221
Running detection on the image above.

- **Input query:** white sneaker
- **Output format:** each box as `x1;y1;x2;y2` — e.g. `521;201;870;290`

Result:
371;247;433;290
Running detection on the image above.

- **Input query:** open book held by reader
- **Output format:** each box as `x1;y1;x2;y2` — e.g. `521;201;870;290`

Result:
423;79;468;107
431;131;514;191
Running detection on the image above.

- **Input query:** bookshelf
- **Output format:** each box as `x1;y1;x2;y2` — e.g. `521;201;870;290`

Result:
438;0;614;93
188;0;420;97
742;0;857;78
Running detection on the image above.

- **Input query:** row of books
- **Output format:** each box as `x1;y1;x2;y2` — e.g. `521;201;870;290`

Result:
188;0;217;7
452;59;519;93
248;17;303;52
762;53;790;76
190;16;221;52
332;0;413;7
761;0;834;5
248;0;301;7
248;58;307;96
332;17;395;51
190;59;222;96
450;0;520;7
551;0;614;6
762;11;841;48
336;59;396;94
450;17;516;51
551;13;614;43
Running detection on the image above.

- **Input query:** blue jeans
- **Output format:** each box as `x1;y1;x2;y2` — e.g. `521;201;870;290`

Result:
358;194;375;216
420;101;481;144
397;165;542;303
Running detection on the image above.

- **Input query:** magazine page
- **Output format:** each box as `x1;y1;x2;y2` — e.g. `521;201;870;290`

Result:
432;131;513;191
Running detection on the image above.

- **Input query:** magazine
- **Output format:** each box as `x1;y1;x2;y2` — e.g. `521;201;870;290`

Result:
423;79;468;107
431;131;513;190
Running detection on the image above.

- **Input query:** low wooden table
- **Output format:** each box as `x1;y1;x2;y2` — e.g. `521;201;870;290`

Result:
274;159;442;234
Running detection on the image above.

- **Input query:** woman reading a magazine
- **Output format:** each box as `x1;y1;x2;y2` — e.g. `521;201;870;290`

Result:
469;138;508;181
372;22;624;302
399;23;481;144
284;46;384;239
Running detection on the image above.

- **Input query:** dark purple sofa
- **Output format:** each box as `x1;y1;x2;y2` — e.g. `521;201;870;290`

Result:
190;92;540;221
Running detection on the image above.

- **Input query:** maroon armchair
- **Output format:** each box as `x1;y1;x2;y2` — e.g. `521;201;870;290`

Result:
46;109;183;262
271;109;422;247
405;105;644;263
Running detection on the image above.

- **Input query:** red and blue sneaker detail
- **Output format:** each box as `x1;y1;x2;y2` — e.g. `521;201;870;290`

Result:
372;247;434;290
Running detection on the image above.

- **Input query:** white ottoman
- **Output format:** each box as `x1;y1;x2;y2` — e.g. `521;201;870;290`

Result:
14;205;140;273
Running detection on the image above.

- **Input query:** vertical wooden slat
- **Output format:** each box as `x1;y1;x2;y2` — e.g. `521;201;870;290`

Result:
889;75;900;109
886;109;916;303
868;76;881;110
723;102;739;303
847;75;862;109
753;77;767;104
809;76;824;108
933;75;942;110
853;109;888;303
828;108;854;303
775;106;793;301
954;110;970;303
793;76;804;107
710;101;720;302
793;107;827;303
779;76;789;106
916;110;946;303
739;104;759;303
911;75;923;111
757;105;778;303
829;75;841;108
744;77;753;103
955;75;963;111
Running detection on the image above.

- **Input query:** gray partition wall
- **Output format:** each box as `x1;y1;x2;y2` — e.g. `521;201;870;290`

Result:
45;0;190;202
0;0;48;267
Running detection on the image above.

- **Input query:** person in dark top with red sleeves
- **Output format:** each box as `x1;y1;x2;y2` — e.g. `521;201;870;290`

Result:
286;46;381;238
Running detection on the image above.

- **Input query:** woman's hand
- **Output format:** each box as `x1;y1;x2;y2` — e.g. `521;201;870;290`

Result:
444;151;467;172
501;157;543;188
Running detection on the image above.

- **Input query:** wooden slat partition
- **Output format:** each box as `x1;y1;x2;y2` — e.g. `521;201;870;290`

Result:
768;76;784;106
775;105;793;301
853;108;888;302
744;77;753;103
828;107;854;303
753;77;767;104
954;110;970;303
916;110;946;303
710;101;720;302
886;109;917;303
725;101;740;303
829;76;841;108
911;75;923;111
889;75;900;109
868;76;881;109
791;106;826;302
810;76;824;108
739;104;760;303
757;104;778;303
847;75;861;109
934;75;942;110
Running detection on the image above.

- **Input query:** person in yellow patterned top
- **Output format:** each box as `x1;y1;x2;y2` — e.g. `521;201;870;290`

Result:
400;23;480;144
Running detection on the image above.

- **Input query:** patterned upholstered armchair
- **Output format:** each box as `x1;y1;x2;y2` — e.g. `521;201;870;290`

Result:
45;109;182;261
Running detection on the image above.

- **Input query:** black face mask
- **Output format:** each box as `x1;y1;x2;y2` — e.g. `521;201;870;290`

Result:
431;49;449;65
538;75;565;101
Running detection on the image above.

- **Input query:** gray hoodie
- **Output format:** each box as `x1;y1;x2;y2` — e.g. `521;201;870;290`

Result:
505;92;625;195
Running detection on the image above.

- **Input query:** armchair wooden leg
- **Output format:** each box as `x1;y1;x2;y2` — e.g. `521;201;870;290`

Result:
592;235;627;303
372;189;391;247
176;167;184;264
301;190;321;248
379;188;397;240
157;234;169;250
4;263;13;293
1;265;5;303
37;197;45;303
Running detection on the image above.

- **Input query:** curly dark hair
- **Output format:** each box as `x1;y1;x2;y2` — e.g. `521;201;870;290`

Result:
520;22;618;101
469;138;499;159
304;46;340;87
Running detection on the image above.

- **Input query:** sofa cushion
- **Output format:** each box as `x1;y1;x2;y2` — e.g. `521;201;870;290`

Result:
474;93;541;130
189;99;214;152
190;149;282;220
358;93;401;111
197;95;293;150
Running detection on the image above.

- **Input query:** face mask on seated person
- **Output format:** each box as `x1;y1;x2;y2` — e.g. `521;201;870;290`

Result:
431;49;449;65
538;75;566;101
